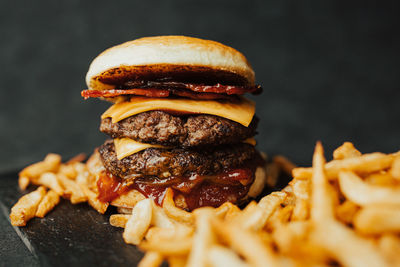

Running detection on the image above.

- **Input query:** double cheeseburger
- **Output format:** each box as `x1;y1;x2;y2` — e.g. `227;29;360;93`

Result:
82;36;267;211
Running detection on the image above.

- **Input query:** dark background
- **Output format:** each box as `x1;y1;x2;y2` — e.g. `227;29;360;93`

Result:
1;0;399;172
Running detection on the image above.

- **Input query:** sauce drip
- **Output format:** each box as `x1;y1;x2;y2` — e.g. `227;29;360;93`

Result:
96;168;255;210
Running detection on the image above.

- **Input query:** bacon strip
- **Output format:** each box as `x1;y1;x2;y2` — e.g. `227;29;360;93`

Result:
81;88;170;99
81;88;236;100
122;81;262;95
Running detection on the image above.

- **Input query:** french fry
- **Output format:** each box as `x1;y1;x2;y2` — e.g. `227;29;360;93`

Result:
273;155;296;176
333;142;362;160
167;256;187;267
311;221;388;267
140;237;192;256
18;176;30;191
213;202;238;218
378;234;400;266
123;198;153;245
264;162;280;188
365;172;396;186
234;192;285;231
109;214;130;228
338;171;400;205
37;172;64;195
163;188;194;224
117;207;132;214
186;208;216;267
290;179;310;220
145;226;193;242
111;189;146;208
293;152;397;180
19;153;61;182
66;153;86;164
79;183;108;214
151;204;175;229
335;200;359;225
207;245;249;267
212;219;279;267
57;173;87;204
10;186;46;226
354;205;400;234
390;155;400;180
35;190;60;218
59;164;77;180
138;251;163;267
222;203;241;221
310;142;334;222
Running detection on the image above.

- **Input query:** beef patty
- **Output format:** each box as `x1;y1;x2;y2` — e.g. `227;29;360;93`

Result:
100;111;258;147
99;139;257;180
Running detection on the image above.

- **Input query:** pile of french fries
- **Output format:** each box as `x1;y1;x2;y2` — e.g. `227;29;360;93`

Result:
10;142;400;266
10;153;108;226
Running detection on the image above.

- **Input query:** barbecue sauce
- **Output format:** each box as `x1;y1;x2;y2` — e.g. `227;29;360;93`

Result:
97;167;255;210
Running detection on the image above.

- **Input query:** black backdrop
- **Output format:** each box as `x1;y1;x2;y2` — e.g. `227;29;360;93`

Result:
1;0;399;173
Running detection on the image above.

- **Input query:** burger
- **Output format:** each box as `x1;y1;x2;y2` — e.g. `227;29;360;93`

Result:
82;36;267;211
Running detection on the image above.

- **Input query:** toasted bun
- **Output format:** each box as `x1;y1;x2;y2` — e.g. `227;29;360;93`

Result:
86;36;255;91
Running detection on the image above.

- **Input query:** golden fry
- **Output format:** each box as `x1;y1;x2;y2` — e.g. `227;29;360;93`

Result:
310;142;334;222
66;153;86;164
339;171;400;205
290;179;310;220
378;234;400;266
293;152;397;180
57;173;87;204
18;176;30;191
10;186;46;226
140;237;192;256
207;245;249;267
354;205;400;234
273;155;297;176
264;162;280;188
59;164;77;180
390;155;400;180
109;214;130;228
138;251;163;267
333;142;361;160
111;189;146;208
167;256;187;267
335;200;359;225
311;221;388;267
79;183;108;214
37;172;64;195
212;219;279;267
162;188;194;224
186;208;215;267
19;153;61;181
123;198;153;245
35;190;60;218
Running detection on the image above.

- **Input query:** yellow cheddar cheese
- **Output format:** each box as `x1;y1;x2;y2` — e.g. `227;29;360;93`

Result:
114;137;257;160
113;138;167;160
102;96;255;127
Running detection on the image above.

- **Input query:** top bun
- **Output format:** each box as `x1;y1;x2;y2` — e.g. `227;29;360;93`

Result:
86;36;255;91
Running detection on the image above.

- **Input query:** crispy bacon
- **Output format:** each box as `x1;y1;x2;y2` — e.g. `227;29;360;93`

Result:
81;82;261;100
81;88;237;100
81;88;170;99
122;81;262;95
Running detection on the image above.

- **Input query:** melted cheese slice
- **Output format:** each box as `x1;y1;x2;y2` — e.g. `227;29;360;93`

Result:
102;96;255;127
114;138;167;160
114;137;257;160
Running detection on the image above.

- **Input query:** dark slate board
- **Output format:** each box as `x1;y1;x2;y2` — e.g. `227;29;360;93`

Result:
0;169;290;266
0;171;144;267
